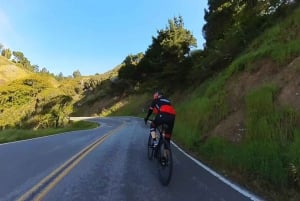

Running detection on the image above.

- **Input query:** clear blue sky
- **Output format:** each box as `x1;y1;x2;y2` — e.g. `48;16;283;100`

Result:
0;0;207;76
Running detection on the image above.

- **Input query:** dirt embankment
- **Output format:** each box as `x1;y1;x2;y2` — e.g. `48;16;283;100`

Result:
0;64;32;85
210;57;300;142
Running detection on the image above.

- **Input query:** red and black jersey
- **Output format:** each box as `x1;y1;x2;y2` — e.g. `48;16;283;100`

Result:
146;97;176;118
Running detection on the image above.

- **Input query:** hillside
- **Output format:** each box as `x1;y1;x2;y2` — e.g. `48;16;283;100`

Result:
211;57;300;142
0;56;33;85
0;56;122;129
204;56;300;200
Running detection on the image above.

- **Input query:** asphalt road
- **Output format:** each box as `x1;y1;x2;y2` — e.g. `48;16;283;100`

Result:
0;117;264;201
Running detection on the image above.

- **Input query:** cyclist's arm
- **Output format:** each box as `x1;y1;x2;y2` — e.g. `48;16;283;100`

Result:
145;100;155;119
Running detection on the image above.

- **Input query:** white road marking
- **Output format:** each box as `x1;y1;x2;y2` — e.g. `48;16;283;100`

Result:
171;142;264;201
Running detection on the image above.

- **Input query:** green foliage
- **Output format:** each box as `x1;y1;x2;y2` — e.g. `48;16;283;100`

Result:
0;75;52;109
270;39;300;64
73;70;82;78
239;8;300;66
113;16;198;92
12;51;34;71
171;81;299;190
242;84;300;187
0;72;76;129
174;87;229;148
58;78;83;96
82;77;101;92
56;72;64;80
204;6;300;93
1;48;12;59
30;95;73;128
109;93;150;117
239;140;287;186
0;85;32;107
245;84;279;141
199;136;229;162
136;15;197;89
12;51;25;63
173;97;209;147
118;53;144;84
159;16;197;62
289;129;300;167
203;0;235;49
204;72;228;97
201;0;297;75
40;67;49;74
288;129;300;187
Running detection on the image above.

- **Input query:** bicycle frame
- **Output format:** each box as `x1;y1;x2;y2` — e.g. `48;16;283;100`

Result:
146;119;173;185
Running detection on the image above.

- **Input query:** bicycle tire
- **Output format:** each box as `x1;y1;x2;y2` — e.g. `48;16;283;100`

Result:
147;134;154;160
157;140;173;186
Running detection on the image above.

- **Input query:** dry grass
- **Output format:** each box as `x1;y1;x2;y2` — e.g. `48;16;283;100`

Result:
0;56;32;85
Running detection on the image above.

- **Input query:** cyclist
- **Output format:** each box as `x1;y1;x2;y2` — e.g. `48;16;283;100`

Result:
144;91;176;147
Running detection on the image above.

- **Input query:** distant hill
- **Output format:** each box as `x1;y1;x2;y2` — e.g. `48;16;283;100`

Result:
0;54;124;129
0;56;33;85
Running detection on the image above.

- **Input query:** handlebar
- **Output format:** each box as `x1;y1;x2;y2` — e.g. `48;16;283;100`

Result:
144;118;168;136
144;118;154;125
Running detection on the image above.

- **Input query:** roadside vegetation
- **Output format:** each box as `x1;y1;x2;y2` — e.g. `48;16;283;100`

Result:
1;1;300;201
0;121;99;144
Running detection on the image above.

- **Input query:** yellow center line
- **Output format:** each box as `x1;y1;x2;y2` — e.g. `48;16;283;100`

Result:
17;122;126;201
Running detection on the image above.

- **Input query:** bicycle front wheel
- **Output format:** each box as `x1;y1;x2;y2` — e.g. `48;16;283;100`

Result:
157;140;173;186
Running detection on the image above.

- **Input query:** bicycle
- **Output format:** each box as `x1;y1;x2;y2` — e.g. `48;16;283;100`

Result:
146;120;173;186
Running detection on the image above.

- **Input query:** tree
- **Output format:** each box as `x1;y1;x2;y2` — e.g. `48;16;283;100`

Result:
1;48;12;59
12;51;33;70
201;0;284;72
119;53;144;82
32;65;39;73
54;72;64;81
203;0;293;51
73;70;81;78
152;16;197;64
12;51;25;63
203;0;236;50
40;67;49;74
140;16;197;80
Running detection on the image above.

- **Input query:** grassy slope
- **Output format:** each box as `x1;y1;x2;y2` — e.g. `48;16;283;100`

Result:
0;59;78;128
0;56;33;85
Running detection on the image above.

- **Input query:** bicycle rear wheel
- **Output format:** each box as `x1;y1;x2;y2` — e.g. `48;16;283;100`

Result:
157;140;173;186
147;134;154;160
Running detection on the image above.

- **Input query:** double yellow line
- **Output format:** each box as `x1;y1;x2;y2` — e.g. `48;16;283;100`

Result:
17;123;125;201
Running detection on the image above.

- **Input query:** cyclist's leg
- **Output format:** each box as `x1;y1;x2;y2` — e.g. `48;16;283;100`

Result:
163;114;175;143
159;114;175;160
152;115;164;145
150;116;159;145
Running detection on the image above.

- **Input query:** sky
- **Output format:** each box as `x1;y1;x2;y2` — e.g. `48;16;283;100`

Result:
0;0;208;76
